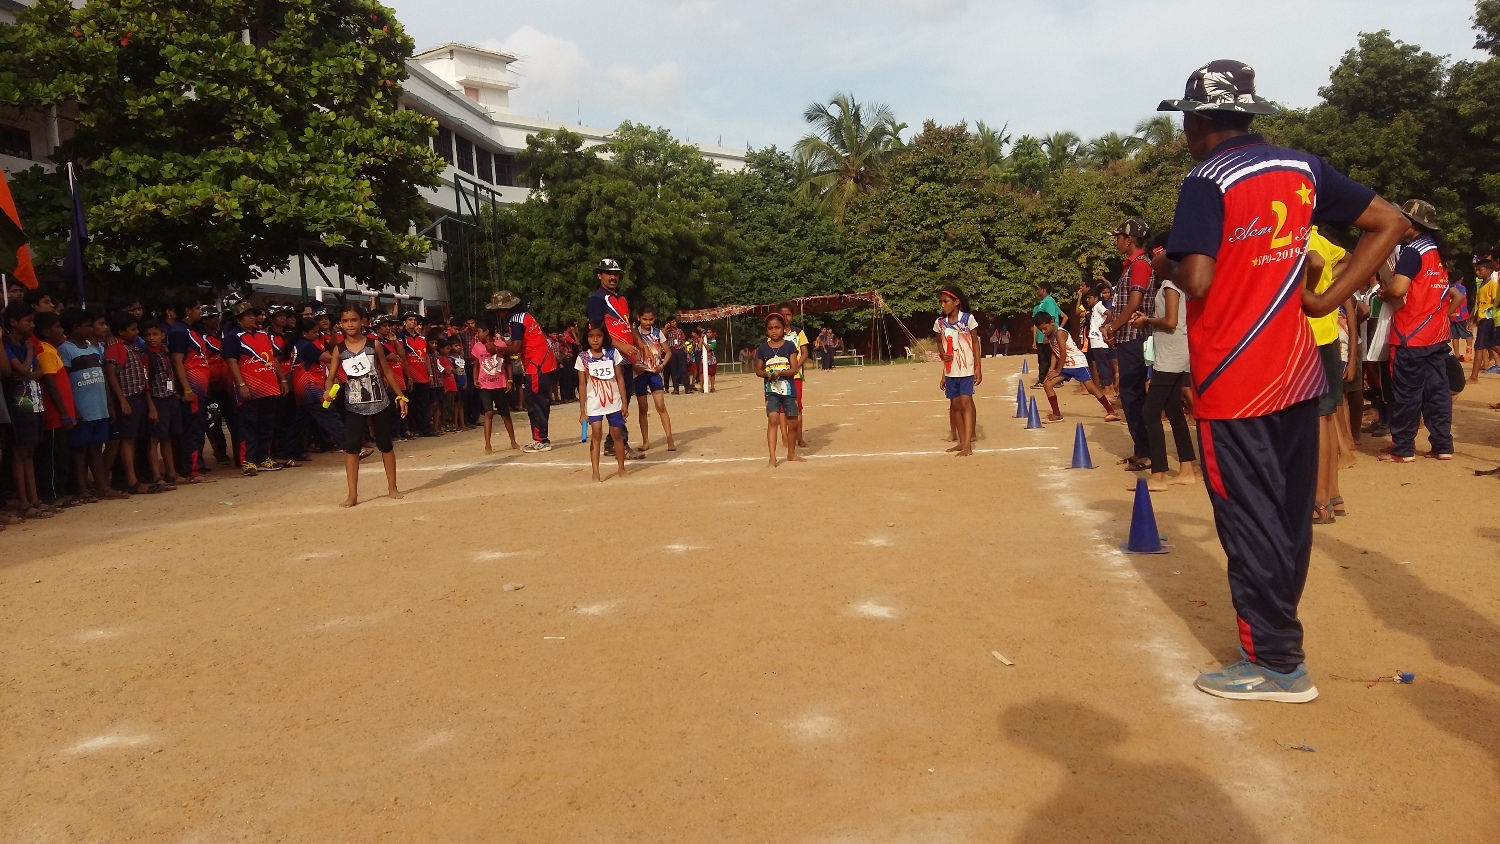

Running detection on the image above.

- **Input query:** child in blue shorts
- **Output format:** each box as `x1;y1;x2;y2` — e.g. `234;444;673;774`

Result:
755;313;802;468
1037;312;1119;423
576;323;629;482
934;286;982;456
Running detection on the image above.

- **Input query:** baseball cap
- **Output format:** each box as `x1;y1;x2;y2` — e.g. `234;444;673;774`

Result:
1158;60;1280;116
1109;218;1150;240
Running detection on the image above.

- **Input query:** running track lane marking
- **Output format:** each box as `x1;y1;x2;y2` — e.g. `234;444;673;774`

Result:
393;446;1060;473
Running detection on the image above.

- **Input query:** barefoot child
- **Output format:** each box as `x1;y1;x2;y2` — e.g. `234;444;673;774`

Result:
322;305;408;507
754;313;801;467
934;287;982;456
576;323;629;481
1036;312;1120;423
632;304;676;451
473;322;520;453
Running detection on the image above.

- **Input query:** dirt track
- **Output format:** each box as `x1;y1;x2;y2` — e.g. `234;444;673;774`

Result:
3;361;1498;842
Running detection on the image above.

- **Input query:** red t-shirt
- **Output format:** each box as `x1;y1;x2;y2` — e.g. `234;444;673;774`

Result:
36;340;77;430
224;328;282;399
1391;235;1451;348
401;333;430;384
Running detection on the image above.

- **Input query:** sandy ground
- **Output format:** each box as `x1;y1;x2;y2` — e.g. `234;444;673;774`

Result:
2;360;1498;842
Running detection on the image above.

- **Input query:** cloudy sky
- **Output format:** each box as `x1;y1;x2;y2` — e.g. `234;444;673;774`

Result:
385;0;1487;151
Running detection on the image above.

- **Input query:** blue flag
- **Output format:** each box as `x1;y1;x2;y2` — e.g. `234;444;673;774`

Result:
60;162;89;304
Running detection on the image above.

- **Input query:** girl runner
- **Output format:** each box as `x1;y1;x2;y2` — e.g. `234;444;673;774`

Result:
575;323;629;482
321;305;408;507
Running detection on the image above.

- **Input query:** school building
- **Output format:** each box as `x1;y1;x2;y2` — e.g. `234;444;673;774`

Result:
0;6;747;315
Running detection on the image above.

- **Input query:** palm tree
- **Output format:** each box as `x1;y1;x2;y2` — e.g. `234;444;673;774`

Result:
794;93;905;225
1041;131;1082;171
1085;131;1142;167
1003;135;1050;192
1133;115;1182;148
974;121;1011;172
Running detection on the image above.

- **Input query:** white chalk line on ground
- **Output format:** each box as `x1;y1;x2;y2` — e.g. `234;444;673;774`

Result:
65;731;155;754
389;446;1060;475
1036;460;1300;822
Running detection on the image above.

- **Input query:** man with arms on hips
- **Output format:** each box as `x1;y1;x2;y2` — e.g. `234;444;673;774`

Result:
587;259;644;459
1152;60;1407;703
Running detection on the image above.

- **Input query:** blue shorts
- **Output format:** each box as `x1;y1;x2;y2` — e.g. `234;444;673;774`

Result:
633;371;664;395
1059;367;1092;384
588;411;626;429
69;417;111;447
1478;321;1497;350
945;375;975;399
1451;321;1471;341
765;391;799;417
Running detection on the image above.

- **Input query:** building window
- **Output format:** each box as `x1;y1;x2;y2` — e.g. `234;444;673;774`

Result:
434;127;454;165
0;125;32;160
476;149;494;184
463;86;481;103
456;137;474;174
494;153;517;187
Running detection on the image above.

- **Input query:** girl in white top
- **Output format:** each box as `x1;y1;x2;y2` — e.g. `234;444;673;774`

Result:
1129;278;1197;492
575;323;629;482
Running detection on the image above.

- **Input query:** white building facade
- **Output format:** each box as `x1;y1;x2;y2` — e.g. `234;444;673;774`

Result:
253;42;746;313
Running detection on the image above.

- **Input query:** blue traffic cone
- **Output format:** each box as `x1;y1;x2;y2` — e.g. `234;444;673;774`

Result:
1122;477;1173;554
1021;358;1030;375
1070;423;1095;469
1014;380;1027;418
1025;396;1043;430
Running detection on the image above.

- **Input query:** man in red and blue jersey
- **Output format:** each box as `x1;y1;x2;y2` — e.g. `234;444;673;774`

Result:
1154;60;1408;703
1383;200;1461;462
222;300;286;476
487;290;556;453
587;258;643;459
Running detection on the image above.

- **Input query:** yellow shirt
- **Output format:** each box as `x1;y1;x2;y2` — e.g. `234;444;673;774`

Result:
1477;276;1497;322
1305;227;1346;346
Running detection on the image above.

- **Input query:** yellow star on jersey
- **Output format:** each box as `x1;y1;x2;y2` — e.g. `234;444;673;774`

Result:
1295;183;1313;206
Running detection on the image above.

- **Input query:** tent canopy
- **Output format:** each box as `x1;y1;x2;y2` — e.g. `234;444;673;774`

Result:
673;292;886;324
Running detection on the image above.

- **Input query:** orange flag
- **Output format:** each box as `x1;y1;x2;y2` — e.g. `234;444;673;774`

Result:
0;171;38;289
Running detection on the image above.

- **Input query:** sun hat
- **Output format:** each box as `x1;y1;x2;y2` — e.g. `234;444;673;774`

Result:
485;291;521;310
1158;60;1281;116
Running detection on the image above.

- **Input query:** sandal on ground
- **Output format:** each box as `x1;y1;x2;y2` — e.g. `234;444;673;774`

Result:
0;511;20;526
77;494;100;505
1329;496;1347;517
1104;413;1121;422
1313;502;1336;525
1121;456;1151;472
131;482;156;495
1045;413;1064;423
148;480;172;494
22;505;54;520
99;490;129;501
1378;453;1415;464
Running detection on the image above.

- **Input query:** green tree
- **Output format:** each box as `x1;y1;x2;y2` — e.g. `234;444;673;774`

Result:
973;121;1011;174
1133;115;1182;149
1085;131;1141;167
1003;135;1050;193
794;93;904;225
845;121;1040;318
494;125;733;328
1041;131;1082;171
0;0;444;294
716;147;847;308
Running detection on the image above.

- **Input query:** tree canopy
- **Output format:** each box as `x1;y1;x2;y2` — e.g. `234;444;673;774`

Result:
0;0;444;293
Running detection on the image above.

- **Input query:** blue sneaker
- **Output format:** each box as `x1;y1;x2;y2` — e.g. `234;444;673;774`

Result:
1487;366;1500;375
1195;659;1319;703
